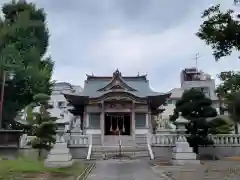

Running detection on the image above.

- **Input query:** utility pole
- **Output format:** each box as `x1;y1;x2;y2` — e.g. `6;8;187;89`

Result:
0;70;6;129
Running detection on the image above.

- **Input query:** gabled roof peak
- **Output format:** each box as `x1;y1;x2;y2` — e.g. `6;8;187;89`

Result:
97;69;137;91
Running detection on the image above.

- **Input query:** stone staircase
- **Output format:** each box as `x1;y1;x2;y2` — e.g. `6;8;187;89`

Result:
90;135;150;160
90;145;150;160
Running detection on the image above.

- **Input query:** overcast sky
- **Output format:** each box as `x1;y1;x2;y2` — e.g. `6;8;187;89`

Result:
1;0;240;92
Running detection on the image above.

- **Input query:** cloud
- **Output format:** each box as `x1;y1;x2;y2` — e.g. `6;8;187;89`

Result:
1;0;240;92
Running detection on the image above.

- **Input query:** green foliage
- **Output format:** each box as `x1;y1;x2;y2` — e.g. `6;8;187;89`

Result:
227;91;240;133
197;4;240;60
0;158;85;179
0;0;54;128
209;117;233;134
27;93;57;159
216;71;240;133
216;71;240;97
170;88;218;153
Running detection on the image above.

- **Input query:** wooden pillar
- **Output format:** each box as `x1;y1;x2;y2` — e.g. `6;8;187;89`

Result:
131;101;135;140
83;111;87;129
148;109;152;133
100;101;104;145
86;113;89;127
145;113;149;128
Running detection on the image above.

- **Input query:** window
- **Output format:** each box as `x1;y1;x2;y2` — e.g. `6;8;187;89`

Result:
201;87;210;98
58;101;65;108
135;113;146;128
167;99;175;104
48;101;54;108
60;113;64;118
88;113;100;129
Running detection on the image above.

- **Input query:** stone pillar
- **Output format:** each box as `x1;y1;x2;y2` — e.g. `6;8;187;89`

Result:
131;102;135;140
86;113;89;128
100;102;104;145
82;111;87;132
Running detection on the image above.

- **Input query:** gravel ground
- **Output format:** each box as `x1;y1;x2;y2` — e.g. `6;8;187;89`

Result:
155;160;240;180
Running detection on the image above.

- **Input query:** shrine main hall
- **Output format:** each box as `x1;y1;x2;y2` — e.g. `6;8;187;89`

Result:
63;70;170;145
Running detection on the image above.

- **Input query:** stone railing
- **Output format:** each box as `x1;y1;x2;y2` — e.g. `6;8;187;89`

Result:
151;134;240;147
67;134;90;147
20;133;91;148
209;134;240;146
151;134;178;146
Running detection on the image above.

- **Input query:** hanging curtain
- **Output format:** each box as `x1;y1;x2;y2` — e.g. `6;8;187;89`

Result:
116;115;119;131
110;115;112;132
122;116;125;133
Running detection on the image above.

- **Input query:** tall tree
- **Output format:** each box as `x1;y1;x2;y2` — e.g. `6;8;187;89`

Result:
196;4;240;61
216;71;240;133
27;93;57;159
0;0;54;128
197;4;240;133
170;89;218;154
226;91;240;133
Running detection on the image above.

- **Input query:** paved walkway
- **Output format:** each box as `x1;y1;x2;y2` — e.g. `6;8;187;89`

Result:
87;159;167;180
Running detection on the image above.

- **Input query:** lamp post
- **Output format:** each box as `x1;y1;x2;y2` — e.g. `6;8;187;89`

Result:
0;70;6;129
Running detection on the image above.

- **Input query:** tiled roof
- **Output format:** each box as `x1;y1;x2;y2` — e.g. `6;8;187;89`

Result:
63;70;168;98
82;78;165;98
168;88;184;99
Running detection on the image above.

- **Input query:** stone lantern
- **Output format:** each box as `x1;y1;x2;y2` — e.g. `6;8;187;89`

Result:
44;128;73;167
171;113;200;165
175;114;188;135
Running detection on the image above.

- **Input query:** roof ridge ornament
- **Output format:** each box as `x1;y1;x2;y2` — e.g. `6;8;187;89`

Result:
113;69;121;77
97;69;137;91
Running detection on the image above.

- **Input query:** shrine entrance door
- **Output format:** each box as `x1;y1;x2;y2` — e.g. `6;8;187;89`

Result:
104;113;131;136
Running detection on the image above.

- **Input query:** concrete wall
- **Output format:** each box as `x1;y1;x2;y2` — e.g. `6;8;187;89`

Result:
199;146;240;159
152;146;173;160
0;149;48;160
0;147;88;160
181;79;217;100
70;147;88;159
152;145;240;160
92;134;101;145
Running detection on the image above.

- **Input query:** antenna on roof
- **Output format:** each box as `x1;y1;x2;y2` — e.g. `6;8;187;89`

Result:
137;72;139;76
192;53;200;71
92;72;94;76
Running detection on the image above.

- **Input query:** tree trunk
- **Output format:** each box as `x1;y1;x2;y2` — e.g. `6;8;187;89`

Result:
234;122;239;134
0;70;6;129
193;145;199;154
38;149;42;160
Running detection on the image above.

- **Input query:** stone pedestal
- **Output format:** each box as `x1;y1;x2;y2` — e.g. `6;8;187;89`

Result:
171;135;200;165
44;135;73;168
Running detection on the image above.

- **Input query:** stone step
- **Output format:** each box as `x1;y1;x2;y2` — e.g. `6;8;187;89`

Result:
92;146;148;152
91;150;150;160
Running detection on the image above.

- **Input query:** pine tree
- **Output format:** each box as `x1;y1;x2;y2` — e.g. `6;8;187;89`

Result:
0;0;54;128
27;93;57;159
170;88;218;153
